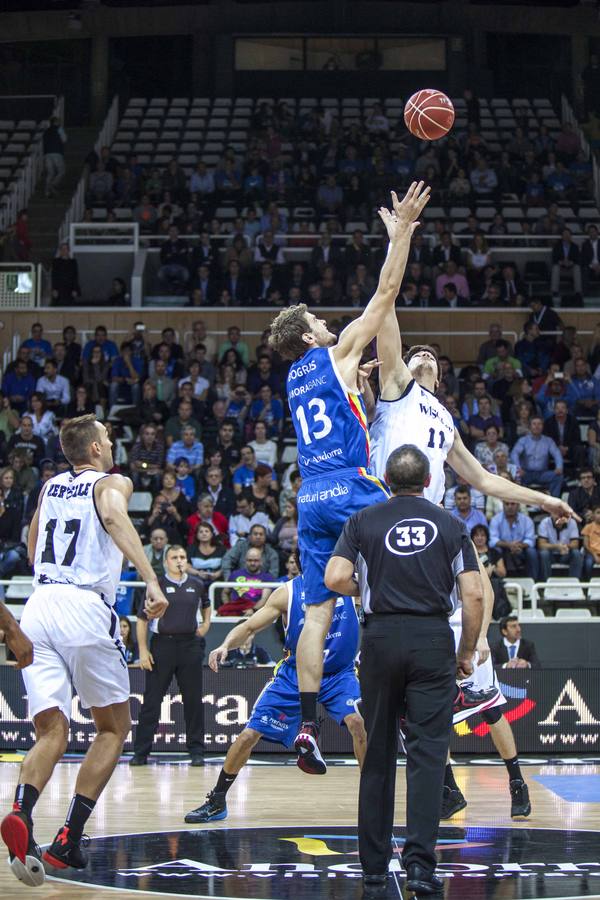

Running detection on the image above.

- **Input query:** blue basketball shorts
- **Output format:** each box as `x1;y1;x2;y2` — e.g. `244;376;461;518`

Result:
296;466;388;605
246;661;361;748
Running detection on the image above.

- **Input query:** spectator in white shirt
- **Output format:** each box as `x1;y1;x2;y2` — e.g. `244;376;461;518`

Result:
249;421;278;469
35;358;71;412
536;514;582;581
228;494;272;547
179;362;210;400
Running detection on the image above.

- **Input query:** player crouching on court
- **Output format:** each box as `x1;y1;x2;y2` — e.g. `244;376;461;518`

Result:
185;558;364;823
1;414;168;886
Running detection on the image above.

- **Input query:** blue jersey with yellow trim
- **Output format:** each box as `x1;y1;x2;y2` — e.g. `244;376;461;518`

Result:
286;347;370;477
284;576;359;674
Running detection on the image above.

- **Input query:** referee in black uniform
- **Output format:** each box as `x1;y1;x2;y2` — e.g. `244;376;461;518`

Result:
325;445;483;897
131;544;210;766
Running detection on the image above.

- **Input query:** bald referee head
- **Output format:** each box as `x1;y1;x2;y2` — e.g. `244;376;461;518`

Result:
384;444;431;495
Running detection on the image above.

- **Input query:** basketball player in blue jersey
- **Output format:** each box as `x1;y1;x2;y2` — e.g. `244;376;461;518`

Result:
184;572;364;823
370;309;579;819
269;181;431;773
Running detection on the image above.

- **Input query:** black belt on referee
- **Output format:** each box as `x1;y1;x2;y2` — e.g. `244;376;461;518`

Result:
153;632;198;639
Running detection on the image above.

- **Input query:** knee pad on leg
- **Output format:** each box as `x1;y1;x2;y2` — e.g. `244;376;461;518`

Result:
481;706;503;726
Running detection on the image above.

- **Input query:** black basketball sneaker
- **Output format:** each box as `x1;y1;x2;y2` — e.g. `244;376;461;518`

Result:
184;790;228;824
1;810;45;886
42;826;90;870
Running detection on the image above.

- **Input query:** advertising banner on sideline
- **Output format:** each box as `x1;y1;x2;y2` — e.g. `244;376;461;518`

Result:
0;668;598;754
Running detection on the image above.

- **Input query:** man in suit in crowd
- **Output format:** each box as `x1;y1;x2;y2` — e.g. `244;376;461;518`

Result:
543;399;586;474
551;228;582;300
222;260;249;305
491;615;541;668
310;232;343;278
432;231;462;271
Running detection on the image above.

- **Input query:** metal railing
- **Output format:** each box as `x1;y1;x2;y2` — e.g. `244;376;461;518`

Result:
69;221;139;252
2;578;278;623
0;95;64;234
503;581;523;616
3;578;599;624
58;94;119;248
530;579;600;612
208;580;277;621
138;231;591;250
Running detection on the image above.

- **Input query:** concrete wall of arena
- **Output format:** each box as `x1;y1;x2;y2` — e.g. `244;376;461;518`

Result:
0;666;598;755
0;308;597;368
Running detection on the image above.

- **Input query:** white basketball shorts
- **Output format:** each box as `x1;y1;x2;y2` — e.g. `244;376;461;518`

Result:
19;584;130;721
449;609;506;725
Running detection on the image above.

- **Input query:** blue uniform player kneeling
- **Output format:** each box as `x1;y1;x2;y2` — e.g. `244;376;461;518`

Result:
184;573;364;823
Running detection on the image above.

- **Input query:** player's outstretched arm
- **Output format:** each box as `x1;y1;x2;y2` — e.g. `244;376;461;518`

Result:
448;430;579;522
377;306;412;399
333;182;430;383
94;474;169;618
209;583;288;671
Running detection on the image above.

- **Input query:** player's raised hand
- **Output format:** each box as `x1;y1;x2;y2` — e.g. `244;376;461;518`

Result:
391;181;431;230
357;358;381;393
209;645;229;671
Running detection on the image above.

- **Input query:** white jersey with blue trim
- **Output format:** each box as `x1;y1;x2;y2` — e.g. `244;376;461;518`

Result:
370;379;455;504
34;469;123;604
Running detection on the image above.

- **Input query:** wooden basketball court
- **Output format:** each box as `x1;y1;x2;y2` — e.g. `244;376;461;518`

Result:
1;758;599;899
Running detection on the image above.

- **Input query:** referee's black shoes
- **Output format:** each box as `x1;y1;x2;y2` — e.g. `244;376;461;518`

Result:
362;873;388;898
129;754;148;766
440;784;467;819
405;863;444;894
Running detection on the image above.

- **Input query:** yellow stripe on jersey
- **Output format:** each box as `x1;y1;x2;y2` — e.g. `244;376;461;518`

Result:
358;467;390;496
348;392;371;453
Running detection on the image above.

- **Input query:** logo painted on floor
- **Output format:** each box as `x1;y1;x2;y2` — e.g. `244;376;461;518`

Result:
46;825;600;898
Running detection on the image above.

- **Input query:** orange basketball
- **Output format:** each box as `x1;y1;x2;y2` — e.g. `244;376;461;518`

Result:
404;89;455;141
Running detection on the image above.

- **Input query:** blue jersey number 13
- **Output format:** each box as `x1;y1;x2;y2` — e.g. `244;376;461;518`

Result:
295;398;333;445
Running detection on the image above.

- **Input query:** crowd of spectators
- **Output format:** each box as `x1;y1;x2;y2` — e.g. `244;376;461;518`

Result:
439;315;600;593
0;318;300;614
71;99;599;308
1;309;600;613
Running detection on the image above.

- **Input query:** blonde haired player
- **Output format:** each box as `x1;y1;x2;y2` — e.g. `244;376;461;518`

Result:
1;415;168;886
369;311;578;819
